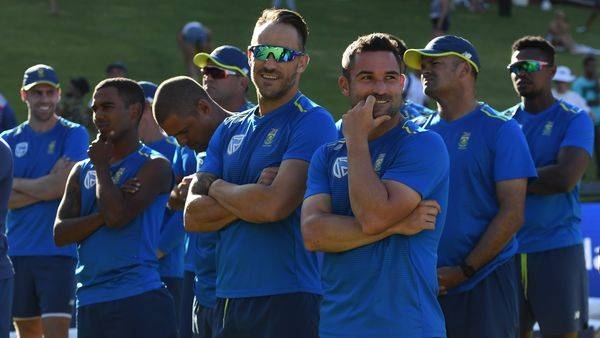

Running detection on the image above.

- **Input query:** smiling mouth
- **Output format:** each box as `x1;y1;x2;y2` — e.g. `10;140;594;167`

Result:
260;73;279;80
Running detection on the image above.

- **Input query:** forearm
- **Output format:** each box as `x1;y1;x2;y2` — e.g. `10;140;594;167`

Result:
302;213;393;253
94;166;131;228
464;209;522;270
209;180;293;223
528;165;577;195
13;174;68;201
184;193;238;232
8;190;40;209
53;213;104;246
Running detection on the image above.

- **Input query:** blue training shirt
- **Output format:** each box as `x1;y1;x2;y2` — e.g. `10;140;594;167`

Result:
76;144;169;306
505;100;594;253
305;120;449;338
0;118;88;257
420;103;537;294
147;137;185;278
0;139;13;280
201;92;337;298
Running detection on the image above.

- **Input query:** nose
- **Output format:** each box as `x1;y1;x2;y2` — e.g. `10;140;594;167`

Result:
372;79;387;95
263;55;278;69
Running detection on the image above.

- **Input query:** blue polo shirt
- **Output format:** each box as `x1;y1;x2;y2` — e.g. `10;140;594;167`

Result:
305;120;449;338
505;100;594;253
200;92;337;298
0;118;88;257
422;103;537;294
76;144;169;306
0;139;13;280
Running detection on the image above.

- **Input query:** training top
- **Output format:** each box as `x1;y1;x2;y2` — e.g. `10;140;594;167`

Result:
201;92;337;298
76;144;170;306
420;103;537;294
504;100;594;253
305;120;449;338
0;139;13;280
0;118;88;257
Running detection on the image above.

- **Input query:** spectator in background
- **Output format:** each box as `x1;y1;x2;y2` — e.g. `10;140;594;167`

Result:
552;65;591;113
0;93;17;133
431;0;451;37
572;55;600;178
105;62;127;78
178;22;212;80
548;10;600;55
59;77;94;137
273;0;296;10
193;45;255;112
576;0;599;33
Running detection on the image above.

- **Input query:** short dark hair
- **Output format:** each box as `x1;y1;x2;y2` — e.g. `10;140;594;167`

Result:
255;9;309;50
584;54;597;66
106;62;127;75
70;77;90;95
511;35;555;65
153;76;211;125
341;33;407;78
94;77;145;121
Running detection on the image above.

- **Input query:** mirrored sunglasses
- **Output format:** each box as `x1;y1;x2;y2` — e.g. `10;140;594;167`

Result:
201;67;238;79
507;60;551;74
248;44;304;63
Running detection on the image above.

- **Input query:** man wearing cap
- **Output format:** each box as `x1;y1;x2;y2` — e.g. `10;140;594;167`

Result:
0;64;89;338
552;65;591;113
504;36;594;338
404;36;536;338
194;45;254;112
184;9;337;338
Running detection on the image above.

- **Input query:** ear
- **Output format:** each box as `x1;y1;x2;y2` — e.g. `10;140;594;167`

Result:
296;54;310;74
239;76;249;91
131;102;143;122
338;75;350;97
399;73;406;90
196;98;212;115
20;90;27;102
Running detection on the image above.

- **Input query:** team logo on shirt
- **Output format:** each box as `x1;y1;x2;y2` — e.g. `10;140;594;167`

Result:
458;132;471;150
374;153;386;174
543;121;553;136
332;157;348;178
263;128;278;146
15;142;28;158
84;170;97;189
47;141;56;154
227;134;245;155
112;168;125;184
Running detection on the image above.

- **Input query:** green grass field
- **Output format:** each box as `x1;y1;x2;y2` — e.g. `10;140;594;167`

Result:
2;0;598;183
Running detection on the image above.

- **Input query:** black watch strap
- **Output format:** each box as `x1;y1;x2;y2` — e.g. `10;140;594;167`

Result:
459;262;476;278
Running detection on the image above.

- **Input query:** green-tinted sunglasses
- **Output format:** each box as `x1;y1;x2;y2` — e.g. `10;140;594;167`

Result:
248;45;305;63
507;60;551;74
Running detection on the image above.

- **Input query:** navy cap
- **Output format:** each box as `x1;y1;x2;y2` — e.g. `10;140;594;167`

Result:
193;45;250;77
22;64;60;91
404;35;480;73
138;81;158;103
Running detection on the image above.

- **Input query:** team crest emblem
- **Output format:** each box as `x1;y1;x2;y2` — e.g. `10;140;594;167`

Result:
37;68;45;77
112;168;125;184
15;142;28;158
47;141;56;154
227;135;245;155
263;129;278;146
374;153;386;173
84;170;97;189
458;132;471;150
332;157;348;178
543;121;553;136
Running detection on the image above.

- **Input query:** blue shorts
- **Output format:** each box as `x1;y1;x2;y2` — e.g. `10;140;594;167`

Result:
517;244;589;335
439;259;518;338
180;270;196;338
213;292;320;338
0;277;13;338
77;287;177;338
192;297;215;338
162;276;183;328
11;256;75;320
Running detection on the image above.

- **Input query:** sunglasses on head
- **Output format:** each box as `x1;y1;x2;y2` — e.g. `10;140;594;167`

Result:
248;45;305;63
201;67;238;79
507;60;551;74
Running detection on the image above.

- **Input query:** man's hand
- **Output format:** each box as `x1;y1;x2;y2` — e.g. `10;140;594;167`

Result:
168;175;193;210
437;266;467;295
388;200;440;235
342;95;390;141
88;135;113;168
257;167;278;186
120;178;141;194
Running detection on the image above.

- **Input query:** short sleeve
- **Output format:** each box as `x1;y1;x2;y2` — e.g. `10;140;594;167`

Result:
560;112;594;157
199;123;226;176
304;144;331;199
382;132;449;198
283;108;337;162
63;126;89;161
494;119;537;182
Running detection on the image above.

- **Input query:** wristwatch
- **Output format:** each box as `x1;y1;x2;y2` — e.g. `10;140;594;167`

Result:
459;262;476;278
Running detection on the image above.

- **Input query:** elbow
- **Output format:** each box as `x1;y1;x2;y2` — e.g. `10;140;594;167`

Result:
358;215;388;236
53;224;70;247
300;220;321;252
257;200;297;223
